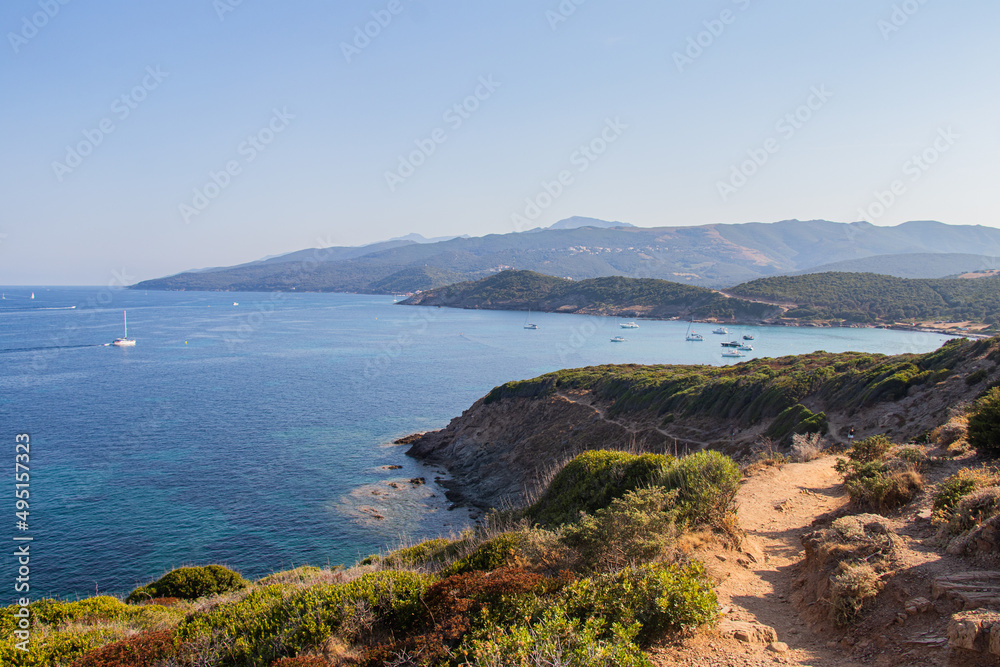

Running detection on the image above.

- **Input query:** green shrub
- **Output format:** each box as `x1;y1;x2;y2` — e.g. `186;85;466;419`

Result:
661;450;741;527
374;537;454;569
528;450;675;527
0;627;126;667
949;487;1000;534
459;608;653;667
562;487;679;571
765;404;828;442
845;435;894;463
969;387;1000;457
441;533;525;577
967;368;989;385
560;562;718;645
840;460;922;512
126;565;247;603
176;570;431;667
934;468;1000;514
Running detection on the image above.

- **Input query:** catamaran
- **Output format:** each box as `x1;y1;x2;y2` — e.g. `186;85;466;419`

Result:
112;310;136;347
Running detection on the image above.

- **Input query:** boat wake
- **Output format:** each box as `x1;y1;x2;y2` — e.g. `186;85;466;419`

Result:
0;343;109;354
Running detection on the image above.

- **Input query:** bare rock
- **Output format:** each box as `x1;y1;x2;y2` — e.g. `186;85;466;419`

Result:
948;609;1000;653
933;572;1000;610
719;619;778;644
767;641;789;653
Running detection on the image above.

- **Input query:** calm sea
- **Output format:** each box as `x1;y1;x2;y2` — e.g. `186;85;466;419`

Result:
0;287;954;600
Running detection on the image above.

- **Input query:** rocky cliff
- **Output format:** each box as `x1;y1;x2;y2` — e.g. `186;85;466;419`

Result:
407;337;1000;510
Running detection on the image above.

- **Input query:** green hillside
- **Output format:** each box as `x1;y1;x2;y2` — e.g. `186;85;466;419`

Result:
728;272;1000;327
403;270;779;321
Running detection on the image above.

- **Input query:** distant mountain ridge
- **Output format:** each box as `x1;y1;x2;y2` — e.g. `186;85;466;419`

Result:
131;219;1000;293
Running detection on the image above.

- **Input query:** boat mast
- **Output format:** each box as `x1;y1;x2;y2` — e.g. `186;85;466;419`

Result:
124;310;127;338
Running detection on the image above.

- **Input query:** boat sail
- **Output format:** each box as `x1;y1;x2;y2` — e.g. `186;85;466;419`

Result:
112;311;136;347
523;308;538;330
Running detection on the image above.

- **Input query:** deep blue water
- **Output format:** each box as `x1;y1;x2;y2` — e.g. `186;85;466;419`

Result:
0;287;956;600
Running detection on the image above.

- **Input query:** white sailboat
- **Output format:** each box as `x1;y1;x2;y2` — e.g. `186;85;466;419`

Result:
722;349;744;358
685;322;704;341
523;307;538;330
30;292;34;299
112;310;136;347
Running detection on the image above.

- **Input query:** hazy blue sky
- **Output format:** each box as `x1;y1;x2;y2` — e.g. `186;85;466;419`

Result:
2;0;998;284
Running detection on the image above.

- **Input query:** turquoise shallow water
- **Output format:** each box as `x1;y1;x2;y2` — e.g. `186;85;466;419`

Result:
0;287;955;599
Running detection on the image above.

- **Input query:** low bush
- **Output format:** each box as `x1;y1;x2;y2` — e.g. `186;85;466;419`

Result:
967;368;989;385
0;628;127;667
126;565;247;603
801;514;901;627
460;608;653;667
270;658;328;667
560;562;718;645
527;450;674;527
256;566;324;586
830;563;884;626
176;570;432;666
791;432;824;462
845;435;894;463
841;461;922;512
836;438;923;512
441;532;524;577
933;468;1000;515
949;486;1000;534
662;450;741;528
969;387;1000;457
363;537;454;569
562;486;679;571
70;630;177;667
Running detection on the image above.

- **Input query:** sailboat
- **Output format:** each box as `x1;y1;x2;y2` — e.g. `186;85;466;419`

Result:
523;307;538;330
685;322;704;341
30;292;34;299
112;310;136;347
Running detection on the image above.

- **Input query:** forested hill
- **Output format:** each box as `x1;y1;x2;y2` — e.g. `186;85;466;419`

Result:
726;272;1000;327
402;270;779;321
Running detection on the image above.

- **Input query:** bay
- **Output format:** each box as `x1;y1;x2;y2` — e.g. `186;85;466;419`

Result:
0;286;954;599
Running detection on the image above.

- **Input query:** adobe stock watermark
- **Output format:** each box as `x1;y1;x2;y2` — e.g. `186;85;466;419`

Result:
716;85;833;203
878;0;930;40
7;0;71;54
179;107;294;224
213;0;248;22
341;0;412;63
51;66;169;182
545;0;587;31
384;75;501;193
856;126;958;222
511;117;628;231
30;268;136;372
673;0;753;73
224;236;334;350
363;306;442;380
